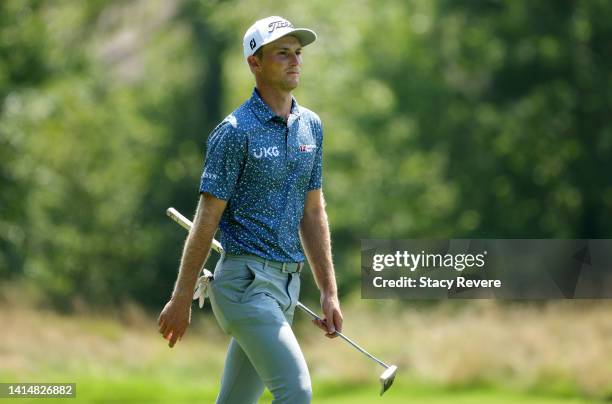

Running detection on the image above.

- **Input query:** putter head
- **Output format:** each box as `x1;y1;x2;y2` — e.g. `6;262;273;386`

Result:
379;365;397;396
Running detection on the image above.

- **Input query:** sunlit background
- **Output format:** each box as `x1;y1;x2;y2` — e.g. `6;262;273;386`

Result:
1;0;611;402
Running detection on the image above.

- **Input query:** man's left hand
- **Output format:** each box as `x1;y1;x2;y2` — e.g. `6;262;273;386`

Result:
312;292;343;338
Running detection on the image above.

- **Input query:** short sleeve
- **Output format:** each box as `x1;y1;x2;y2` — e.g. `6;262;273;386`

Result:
199;122;247;200
307;118;323;190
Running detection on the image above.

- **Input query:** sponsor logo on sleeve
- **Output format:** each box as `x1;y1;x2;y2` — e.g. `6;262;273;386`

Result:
203;171;218;180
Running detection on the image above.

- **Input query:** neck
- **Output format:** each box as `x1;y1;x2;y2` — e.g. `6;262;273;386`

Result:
255;83;293;119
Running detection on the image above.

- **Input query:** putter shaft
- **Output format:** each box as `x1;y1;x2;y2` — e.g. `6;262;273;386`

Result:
295;302;390;369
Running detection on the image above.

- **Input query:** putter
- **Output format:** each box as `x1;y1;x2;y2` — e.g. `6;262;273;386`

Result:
295;301;398;395
166;207;398;395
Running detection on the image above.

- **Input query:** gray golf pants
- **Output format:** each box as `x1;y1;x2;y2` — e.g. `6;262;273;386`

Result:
208;253;312;404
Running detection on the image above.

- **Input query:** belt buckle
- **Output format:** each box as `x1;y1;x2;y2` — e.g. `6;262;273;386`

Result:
281;262;302;273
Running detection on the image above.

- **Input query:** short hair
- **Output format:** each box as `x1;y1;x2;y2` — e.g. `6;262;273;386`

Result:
253;47;263;59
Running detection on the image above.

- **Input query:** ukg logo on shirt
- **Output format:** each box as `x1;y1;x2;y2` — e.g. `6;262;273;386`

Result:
253;146;280;159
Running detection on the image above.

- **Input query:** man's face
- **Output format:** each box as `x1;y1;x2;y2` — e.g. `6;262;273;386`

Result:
252;35;303;91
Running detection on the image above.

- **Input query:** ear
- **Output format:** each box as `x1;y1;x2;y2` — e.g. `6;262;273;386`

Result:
247;55;261;74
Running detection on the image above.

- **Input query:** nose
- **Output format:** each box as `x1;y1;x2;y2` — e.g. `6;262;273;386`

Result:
289;52;301;66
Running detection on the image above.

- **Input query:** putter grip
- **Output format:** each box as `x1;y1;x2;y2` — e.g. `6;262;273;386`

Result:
166;207;223;253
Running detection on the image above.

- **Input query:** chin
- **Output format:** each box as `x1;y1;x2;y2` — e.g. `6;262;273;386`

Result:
286;80;299;90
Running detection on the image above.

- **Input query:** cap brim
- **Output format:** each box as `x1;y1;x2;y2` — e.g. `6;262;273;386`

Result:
264;28;317;48
284;28;317;47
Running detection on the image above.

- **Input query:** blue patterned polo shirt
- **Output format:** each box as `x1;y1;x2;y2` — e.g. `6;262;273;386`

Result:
199;88;323;262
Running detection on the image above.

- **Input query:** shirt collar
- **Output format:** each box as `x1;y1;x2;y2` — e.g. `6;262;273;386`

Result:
248;88;300;124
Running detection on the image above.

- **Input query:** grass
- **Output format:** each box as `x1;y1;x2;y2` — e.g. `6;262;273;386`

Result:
1;295;611;403
0;376;604;403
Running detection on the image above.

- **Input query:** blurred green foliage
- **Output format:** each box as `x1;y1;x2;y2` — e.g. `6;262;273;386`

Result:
1;0;610;310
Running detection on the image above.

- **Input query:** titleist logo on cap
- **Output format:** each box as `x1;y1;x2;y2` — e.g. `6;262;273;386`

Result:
243;16;317;59
268;20;294;33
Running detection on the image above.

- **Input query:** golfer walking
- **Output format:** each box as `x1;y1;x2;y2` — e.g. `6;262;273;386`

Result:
158;16;342;404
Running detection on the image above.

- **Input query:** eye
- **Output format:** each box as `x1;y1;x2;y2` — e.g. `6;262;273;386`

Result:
296;50;302;55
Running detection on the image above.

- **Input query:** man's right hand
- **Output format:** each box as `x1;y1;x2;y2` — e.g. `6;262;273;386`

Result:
158;194;227;348
157;297;192;348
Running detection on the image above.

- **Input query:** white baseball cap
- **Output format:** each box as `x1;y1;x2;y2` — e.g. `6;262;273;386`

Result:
243;16;317;59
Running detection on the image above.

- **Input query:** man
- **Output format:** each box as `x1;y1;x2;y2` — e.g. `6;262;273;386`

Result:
157;16;342;404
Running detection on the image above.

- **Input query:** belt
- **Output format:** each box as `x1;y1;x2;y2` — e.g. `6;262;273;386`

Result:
224;253;303;273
